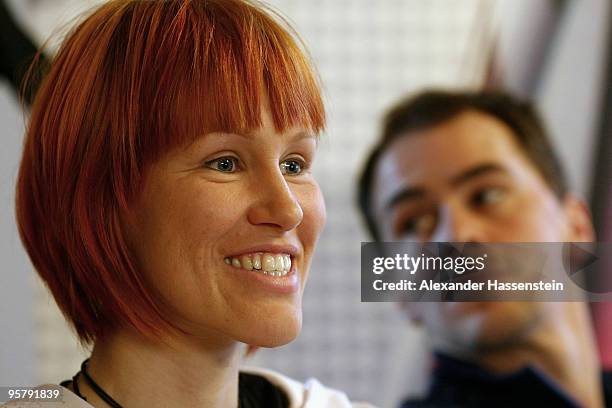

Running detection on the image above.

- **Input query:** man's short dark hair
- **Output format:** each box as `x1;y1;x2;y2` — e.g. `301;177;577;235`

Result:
357;89;568;241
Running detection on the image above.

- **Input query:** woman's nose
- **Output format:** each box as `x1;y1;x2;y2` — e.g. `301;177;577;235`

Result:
246;171;304;232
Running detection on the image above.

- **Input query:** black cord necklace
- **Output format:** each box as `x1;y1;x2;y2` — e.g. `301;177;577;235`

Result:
70;359;256;408
73;359;123;408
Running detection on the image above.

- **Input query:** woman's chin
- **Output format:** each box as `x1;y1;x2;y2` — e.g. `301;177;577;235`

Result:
238;314;302;348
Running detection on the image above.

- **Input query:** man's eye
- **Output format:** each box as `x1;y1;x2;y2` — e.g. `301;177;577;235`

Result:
399;214;436;236
472;187;505;206
280;159;304;175
205;157;238;173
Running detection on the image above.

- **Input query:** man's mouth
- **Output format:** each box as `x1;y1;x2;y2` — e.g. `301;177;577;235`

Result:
224;253;292;276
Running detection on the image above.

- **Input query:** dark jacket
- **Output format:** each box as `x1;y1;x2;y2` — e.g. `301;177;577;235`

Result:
400;353;612;408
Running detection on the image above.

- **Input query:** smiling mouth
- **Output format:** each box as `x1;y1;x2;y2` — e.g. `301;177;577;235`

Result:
224;253;292;276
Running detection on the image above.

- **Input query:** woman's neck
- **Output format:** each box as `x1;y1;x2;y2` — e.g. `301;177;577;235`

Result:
79;329;243;408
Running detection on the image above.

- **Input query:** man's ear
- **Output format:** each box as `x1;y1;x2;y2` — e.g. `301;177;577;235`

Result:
562;194;595;242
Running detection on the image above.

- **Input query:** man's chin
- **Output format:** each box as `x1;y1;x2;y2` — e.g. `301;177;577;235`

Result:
434;302;542;351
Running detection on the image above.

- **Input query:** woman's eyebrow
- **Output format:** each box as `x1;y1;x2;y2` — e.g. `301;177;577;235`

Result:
244;129;317;142
290;131;319;147
182;132;245;150
186;129;317;152
291;131;316;141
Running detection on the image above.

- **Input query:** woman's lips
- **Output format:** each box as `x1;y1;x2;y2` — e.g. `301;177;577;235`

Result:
223;253;300;294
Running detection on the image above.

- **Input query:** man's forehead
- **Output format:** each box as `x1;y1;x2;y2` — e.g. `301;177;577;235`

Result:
371;115;525;210
372;133;463;205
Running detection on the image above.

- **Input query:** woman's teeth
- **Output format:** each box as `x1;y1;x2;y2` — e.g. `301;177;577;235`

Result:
224;253;292;276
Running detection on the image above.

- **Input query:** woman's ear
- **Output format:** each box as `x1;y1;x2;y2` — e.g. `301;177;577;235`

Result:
562;194;595;242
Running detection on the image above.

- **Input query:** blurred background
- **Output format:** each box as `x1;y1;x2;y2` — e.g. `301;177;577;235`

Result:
0;0;610;407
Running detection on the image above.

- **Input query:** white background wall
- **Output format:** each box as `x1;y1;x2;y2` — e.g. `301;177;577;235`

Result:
535;0;611;199
493;0;611;199
0;82;35;387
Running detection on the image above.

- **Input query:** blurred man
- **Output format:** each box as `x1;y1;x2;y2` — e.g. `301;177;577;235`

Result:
357;90;609;407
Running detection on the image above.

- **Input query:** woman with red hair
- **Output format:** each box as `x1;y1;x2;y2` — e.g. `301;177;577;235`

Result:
12;1;370;407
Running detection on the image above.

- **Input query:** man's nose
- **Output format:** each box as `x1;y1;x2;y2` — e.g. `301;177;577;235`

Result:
246;170;303;232
431;204;486;243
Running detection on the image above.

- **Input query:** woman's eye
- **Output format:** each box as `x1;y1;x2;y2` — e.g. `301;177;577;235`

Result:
280;159;304;175
472;187;505;207
205;157;238;173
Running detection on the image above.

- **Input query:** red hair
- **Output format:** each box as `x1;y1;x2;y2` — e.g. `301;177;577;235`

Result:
16;0;325;344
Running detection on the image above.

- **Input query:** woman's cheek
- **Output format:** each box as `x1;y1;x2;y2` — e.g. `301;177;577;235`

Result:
301;182;326;244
